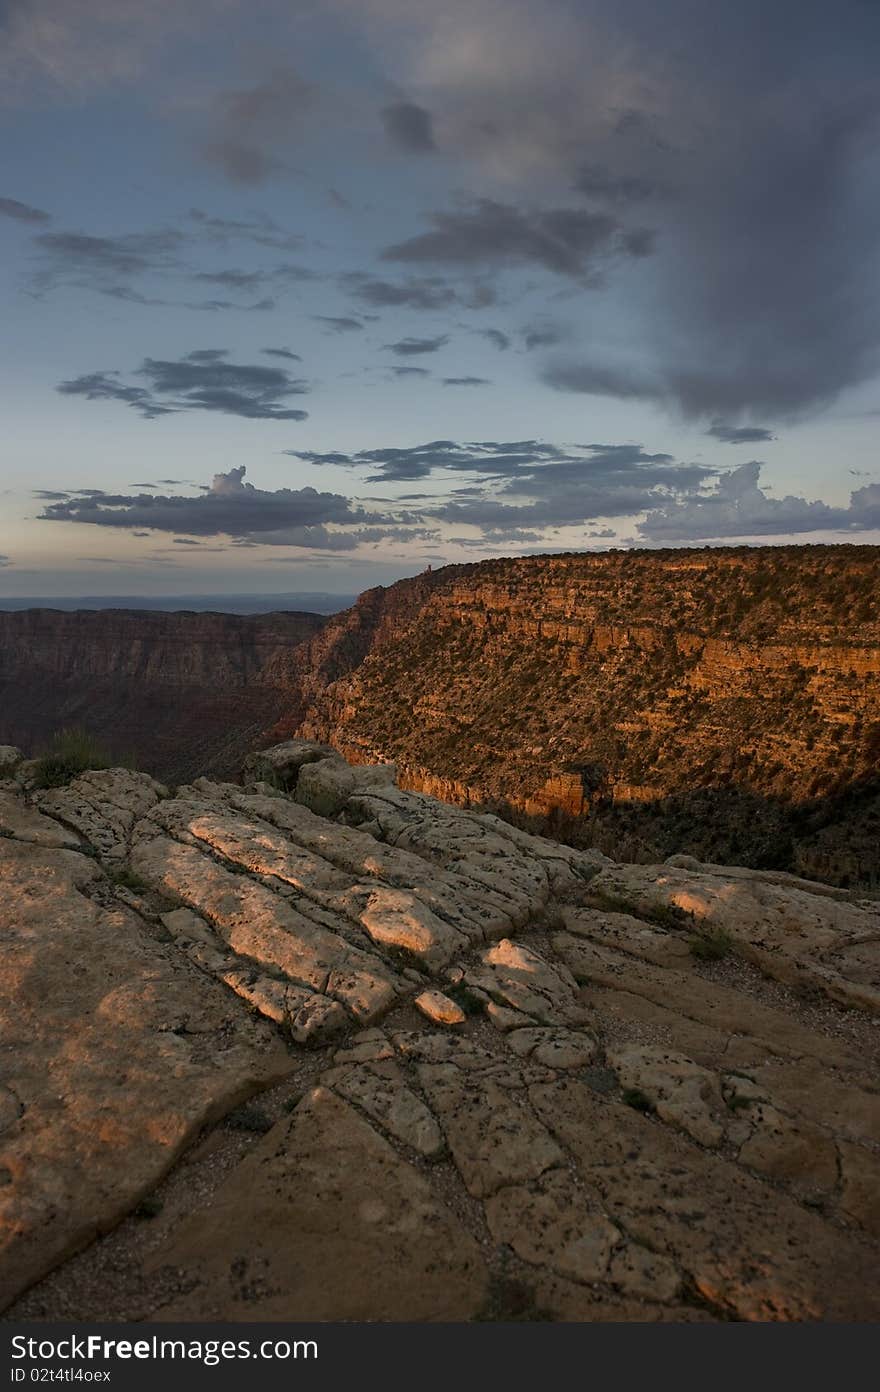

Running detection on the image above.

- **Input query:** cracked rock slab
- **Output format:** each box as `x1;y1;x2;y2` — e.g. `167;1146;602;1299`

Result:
149;1087;488;1321
417;1058;564;1198
0;838;292;1312
328;1060;445;1158
130;832;399;1023
0;789;82;850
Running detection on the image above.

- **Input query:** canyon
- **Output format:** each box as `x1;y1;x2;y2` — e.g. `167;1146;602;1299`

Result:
1;545;877;887
0;607;324;782
286;546;880;888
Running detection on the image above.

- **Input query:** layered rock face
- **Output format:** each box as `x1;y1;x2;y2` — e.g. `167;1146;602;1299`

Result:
285;546;880;887
0;608;326;782
2;743;879;1322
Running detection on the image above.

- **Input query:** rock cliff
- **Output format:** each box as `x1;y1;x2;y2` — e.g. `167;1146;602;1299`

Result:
0;608;326;782
281;546;880;887
2;743;878;1322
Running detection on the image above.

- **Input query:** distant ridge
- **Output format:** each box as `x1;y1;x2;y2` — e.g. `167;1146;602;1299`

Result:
0;592;356;615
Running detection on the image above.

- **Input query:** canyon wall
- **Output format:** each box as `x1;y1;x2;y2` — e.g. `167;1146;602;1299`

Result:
286;547;880;886
0;608;326;782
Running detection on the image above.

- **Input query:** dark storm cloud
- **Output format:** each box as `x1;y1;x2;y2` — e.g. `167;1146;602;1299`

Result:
639;462;880;540
38;465;414;549
707;422;777;445
381;102;436;153
0;195;51;223
383;335;449;356
57;352;310;421
552;2;880;416
382;198;650;278
203;68;316;185
311;315;365;333
442;376;490;387
356;0;880;419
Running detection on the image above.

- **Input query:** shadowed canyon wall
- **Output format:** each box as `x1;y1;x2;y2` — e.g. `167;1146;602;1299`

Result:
0;608;326;782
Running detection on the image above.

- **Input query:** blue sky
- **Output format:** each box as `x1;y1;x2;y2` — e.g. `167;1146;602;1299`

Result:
1;0;879;596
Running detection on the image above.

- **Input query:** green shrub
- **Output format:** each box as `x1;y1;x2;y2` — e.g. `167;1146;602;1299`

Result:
109;867;149;893
689;927;735;961
32;728;114;788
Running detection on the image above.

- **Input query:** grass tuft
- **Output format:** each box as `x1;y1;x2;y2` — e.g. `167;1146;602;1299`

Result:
32;728;118;789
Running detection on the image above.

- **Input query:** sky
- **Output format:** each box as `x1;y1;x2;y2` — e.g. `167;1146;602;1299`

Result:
1;0;879;598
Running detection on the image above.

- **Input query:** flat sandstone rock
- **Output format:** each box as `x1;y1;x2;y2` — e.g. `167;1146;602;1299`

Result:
0;837;293;1311
149;1087;488;1321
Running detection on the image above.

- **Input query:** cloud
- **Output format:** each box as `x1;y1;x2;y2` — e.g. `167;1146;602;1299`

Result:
480;328;510;351
57;351;311;421
522;322;567;351
0;1;232;101
202;67;316;184
442;376;490;387
187;209;306;253
542;357;661;402
0;195;50;223
26;210;311;309
383;334;449;356
382;197;649;279
38;465;415;548
390;365;430;377
55;372;172;419
261;347;302;361
707;422;777;445
0;554;9;567
311;315;365;333
31;228;184;290
342;273;457;310
639;461;880;540
348;0;880;417
290;439;706;508
381;101;436;153
573;164;662;205
192;264;314;292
